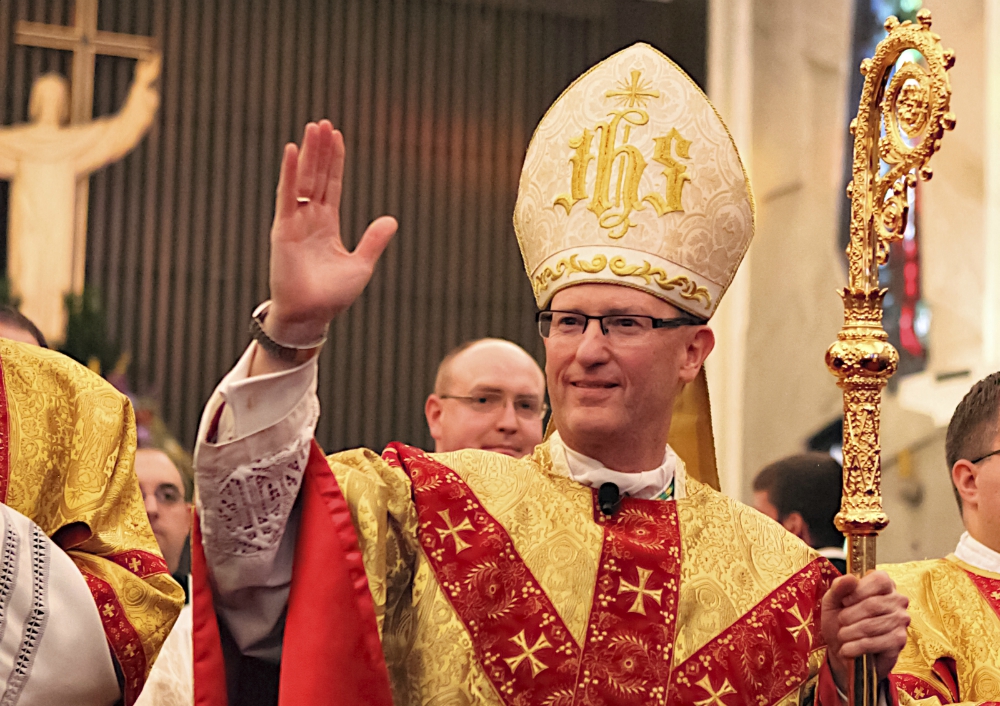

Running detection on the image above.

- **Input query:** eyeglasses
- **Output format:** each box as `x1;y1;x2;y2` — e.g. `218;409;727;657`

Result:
969;448;1000;465
439;392;548;419
536;310;703;340
142;483;185;507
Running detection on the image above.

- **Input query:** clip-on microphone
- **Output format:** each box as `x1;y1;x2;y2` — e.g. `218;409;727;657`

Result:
598;482;622;516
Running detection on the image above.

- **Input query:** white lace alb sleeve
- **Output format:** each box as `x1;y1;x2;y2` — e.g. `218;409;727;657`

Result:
193;342;319;662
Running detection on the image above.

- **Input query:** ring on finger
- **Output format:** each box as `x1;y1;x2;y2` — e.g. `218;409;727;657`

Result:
296;197;311;204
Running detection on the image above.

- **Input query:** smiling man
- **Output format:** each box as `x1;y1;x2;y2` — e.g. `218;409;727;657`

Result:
194;44;912;706
425;338;546;458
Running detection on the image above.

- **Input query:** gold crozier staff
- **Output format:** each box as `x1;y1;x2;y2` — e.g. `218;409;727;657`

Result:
826;10;956;706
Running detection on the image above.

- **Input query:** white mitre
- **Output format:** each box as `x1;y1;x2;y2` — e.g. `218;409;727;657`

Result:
0;503;120;705
514;43;754;319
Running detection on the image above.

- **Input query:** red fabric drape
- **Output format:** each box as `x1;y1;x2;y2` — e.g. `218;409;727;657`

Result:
192;440;393;706
192;513;229;706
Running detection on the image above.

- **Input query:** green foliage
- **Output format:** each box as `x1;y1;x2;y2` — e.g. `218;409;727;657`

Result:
0;279;20;309
59;288;121;376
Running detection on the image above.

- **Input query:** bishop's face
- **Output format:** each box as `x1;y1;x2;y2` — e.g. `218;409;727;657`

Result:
542;283;713;469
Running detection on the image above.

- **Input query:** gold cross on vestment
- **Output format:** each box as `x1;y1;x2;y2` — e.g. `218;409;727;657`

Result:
503;629;551;677
128;556;142;573
694;675;737;706
606;69;660;108
617;567;663;615
14;0;157;293
124;643;137;658
101;603;116;618
786;604;813;646
435;510;475;553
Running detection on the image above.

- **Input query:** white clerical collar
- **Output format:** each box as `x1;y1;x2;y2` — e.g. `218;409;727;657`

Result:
548;431;684;500
954;532;1000;574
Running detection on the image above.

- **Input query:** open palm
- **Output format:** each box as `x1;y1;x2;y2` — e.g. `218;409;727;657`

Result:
266;120;397;345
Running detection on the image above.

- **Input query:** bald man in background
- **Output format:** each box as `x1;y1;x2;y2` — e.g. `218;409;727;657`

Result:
424;338;547;458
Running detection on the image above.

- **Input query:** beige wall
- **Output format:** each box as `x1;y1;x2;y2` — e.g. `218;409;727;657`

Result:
741;0;852;487
878;0;986;562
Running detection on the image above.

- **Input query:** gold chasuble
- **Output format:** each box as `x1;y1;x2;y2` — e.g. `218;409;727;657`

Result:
0;339;184;704
885;557;1000;704
324;441;835;705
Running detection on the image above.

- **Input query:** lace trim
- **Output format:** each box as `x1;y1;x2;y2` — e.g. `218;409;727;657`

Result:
200;400;317;556
0;521;19;649
0;524;49;706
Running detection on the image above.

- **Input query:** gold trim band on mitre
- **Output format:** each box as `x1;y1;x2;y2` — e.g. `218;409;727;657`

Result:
530;248;718;315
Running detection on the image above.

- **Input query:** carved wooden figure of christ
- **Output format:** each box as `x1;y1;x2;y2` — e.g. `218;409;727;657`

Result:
1;0;159;342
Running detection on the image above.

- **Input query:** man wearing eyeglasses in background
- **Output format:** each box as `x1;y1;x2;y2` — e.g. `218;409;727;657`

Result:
424;338;546;459
882;371;1000;703
135;442;194;706
136;447;192;580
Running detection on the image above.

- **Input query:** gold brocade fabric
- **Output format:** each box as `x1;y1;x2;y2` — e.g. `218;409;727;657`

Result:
884;556;1000;704
0;339;184;693
326;439;824;705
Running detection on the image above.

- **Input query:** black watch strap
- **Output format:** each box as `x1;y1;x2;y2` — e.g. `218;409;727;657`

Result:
249;301;327;362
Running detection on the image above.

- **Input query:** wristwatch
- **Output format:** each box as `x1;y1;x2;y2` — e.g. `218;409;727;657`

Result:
249;301;328;363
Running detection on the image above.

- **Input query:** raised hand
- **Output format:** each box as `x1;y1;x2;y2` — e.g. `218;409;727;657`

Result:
263;120;397;351
821;571;910;692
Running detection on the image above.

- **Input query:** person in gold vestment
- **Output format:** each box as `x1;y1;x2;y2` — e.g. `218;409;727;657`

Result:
884;372;1000;704
0;338;184;705
193;45;912;706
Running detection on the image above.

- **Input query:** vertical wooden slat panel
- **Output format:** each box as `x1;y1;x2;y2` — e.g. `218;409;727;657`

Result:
328;0;362;445
441;2;466;357
135;0;166;385
473;4;497;343
235;0;268;379
362;0;395;445
351;0;384;446
178;0;216;438
3;0;706;450
404;0;437;444
200;0;232;411
165;0;202;427
112;0;150;358
308;0;330;120
254;0;284;335
218;0;248;374
392;0;424;443
423;0;454;416
348;0;378;445
150;0;184;401
457;3;480;344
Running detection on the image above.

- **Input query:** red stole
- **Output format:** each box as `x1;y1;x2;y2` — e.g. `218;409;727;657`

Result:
192;440;834;705
191;440;394;706
965;568;1000;623
386;442;834;706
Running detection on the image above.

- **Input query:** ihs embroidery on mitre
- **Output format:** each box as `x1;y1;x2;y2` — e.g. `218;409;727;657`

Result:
554;69;693;241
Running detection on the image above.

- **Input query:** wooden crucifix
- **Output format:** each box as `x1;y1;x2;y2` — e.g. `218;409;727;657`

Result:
1;0;160;341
